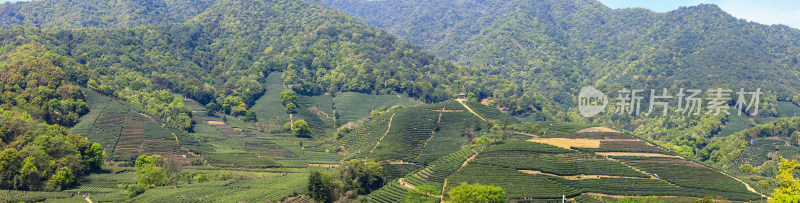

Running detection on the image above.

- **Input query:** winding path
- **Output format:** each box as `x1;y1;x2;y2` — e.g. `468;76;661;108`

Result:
416;107;444;159
367;113;396;157
456;99;486;121
441;153;478;197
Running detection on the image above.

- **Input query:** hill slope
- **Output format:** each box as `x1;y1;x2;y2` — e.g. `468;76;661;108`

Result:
390;129;763;202
0;0;215;29
338;100;509;164
322;0;800;111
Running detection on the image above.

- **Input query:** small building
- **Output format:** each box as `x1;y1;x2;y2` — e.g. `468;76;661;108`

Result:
458;92;467;100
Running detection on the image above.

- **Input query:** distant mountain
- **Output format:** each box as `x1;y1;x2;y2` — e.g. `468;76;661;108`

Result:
322;0;800;109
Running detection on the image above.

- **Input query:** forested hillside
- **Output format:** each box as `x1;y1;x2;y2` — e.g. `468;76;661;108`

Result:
322;0;800;111
0;43;103;191
0;0;543;122
0;0;216;29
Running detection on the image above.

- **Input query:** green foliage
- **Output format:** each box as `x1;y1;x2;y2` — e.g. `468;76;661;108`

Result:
0;110;101;191
771;158;800;202
293;120;311;137
0;0;536;122
448;182;505;203
286;102;297;114
340;159;386;195
47;167;74;191
323;0;800;118
0;43;89;127
280;89;298;107
308;171;332;203
701;117;800;169
134;154;165;186
0;0;215;29
739;164;757;175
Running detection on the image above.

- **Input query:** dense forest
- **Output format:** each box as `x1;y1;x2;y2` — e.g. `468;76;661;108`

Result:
322;0;800;112
0;42;103;191
0;0;216;29
0;0;548;121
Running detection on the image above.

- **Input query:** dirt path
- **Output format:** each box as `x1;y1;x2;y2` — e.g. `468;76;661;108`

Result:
611;159;680;187
456;99;486;121
441;153;478;197
502;130;539;137
367;113;396;158
596;152;683;159
518;170;653;180
398;178;416;190
584;193;681;199
527;138;601;149
416;108;444;159
720;170;768;198
577;127;621;133
308;163;340;167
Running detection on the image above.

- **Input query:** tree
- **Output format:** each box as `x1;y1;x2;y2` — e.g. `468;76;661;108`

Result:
308;171;332;203
406;185;439;203
286;102;297;114
89;143;104;170
283;121;293;132
770;158;800;202
243;110;257;122
293;120;311;137
280;89;298;106
739;164;757;175
47;167;74;190
163;158;183;187
135;155;165;186
339;159;385;194
448;182;504;203
467;92;476;101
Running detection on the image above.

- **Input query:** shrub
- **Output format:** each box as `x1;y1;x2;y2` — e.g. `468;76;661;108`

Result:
448;182;504;203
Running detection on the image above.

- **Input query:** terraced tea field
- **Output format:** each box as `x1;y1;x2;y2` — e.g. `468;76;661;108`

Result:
389;128;762;201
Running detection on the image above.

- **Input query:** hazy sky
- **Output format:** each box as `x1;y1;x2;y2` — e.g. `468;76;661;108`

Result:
599;0;800;29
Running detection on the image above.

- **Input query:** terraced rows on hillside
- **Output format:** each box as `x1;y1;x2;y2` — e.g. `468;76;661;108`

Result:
446;131;761;201
387;127;763;201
